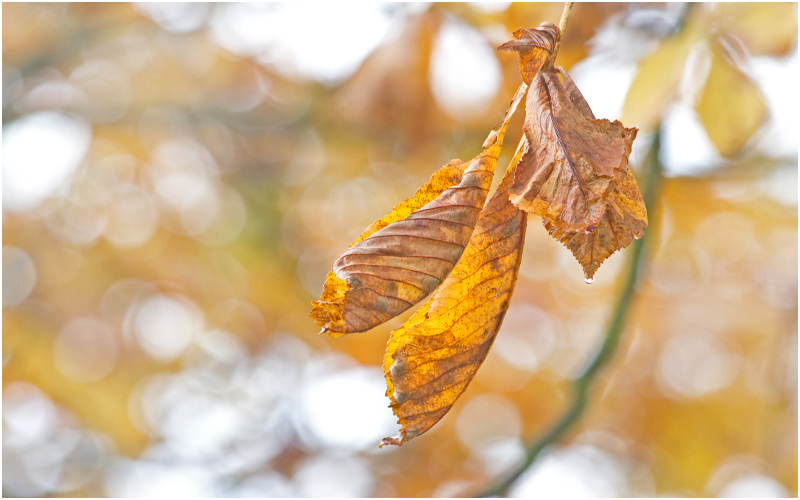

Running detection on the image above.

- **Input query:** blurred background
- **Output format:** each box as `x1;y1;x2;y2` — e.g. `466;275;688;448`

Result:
2;2;797;497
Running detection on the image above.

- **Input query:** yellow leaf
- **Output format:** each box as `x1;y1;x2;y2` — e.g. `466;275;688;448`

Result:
311;85;526;336
696;43;767;158
717;2;798;57
381;137;529;446
622;17;704;130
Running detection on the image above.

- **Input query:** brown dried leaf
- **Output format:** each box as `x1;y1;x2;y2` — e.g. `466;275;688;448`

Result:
545;165;647;281
311;85;526;337
509;68;645;280
381;138;528;447
497;22;560;85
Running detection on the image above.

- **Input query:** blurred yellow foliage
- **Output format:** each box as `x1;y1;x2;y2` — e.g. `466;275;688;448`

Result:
2;2;796;498
697;43;767;157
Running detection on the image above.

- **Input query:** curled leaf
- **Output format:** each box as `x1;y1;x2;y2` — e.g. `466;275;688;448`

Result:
311;85;526;337
497;22;560;85
508;68;645;279
545;165;647;281
381;137;529;447
509;68;637;232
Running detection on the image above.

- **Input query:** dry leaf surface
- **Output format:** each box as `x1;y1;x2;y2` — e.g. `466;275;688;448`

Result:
382;138;529;446
509;68;645;279
311;85;526;336
497;22;560;85
545;165;647;280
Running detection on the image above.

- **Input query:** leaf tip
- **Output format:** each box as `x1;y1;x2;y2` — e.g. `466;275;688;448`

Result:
327;329;347;339
380;428;419;448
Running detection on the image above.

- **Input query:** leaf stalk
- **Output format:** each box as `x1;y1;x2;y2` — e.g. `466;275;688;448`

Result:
549;1;574;66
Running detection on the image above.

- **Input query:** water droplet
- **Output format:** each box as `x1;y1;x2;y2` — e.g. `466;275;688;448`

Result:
404;428;420;441
390;358;407;378
584;275;594;284
393;390;409;404
487;288;498;299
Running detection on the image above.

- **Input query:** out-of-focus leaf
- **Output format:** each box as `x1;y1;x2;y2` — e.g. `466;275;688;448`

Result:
336;12;448;145
311;85;526;337
497;22;560;84
622;18;704;130
381;137;528;447
717;2;798;57
696;44;767;158
510;68;645;280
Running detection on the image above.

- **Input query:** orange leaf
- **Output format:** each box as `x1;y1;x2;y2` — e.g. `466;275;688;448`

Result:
508;67;645;279
311;85;526;337
381;137;528;446
497;22;560;85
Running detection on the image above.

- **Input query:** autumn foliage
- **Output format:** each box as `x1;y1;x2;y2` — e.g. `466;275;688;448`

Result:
312;21;647;445
3;2;796;498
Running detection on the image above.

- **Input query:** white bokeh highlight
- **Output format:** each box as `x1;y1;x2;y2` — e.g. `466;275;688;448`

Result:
297;367;398;451
2;246;37;306
209;3;393;85
3;112;91;211
132;294;202;361
429;17;501;118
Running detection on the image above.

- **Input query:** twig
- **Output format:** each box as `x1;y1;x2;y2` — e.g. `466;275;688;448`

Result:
550;2;574;65
472;130;664;498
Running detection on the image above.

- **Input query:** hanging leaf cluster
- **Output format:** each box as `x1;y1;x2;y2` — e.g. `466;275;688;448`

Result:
310;21;647;446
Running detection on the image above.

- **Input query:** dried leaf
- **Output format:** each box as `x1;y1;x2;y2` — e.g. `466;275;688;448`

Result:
336;12;446;145
509;68;645;280
696;43;767;157
311;85;526;337
509;69;636;230
497;22;560;85
381;137;529;447
544;165;647;280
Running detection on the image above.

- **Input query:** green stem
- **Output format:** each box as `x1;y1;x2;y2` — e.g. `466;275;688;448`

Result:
473;130;664;498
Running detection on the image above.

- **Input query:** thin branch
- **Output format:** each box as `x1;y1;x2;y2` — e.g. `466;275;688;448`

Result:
472;129;664;498
468;3;699;496
550;2;574;65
